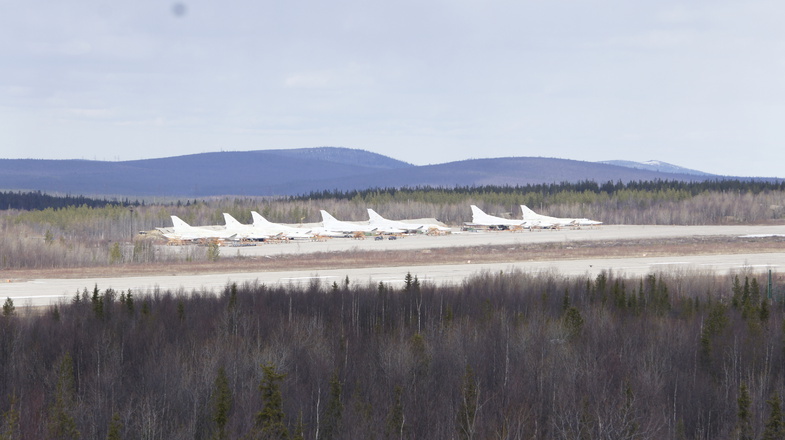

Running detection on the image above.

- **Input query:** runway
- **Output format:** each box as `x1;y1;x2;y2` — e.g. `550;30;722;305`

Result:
211;224;785;257
3;225;785;307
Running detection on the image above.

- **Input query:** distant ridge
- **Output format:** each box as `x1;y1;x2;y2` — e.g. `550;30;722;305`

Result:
304;157;715;192
0;148;774;197
265;147;413;169
599;160;714;177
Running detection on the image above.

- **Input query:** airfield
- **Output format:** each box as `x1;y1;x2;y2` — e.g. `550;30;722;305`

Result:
213;223;785;257
3;224;785;307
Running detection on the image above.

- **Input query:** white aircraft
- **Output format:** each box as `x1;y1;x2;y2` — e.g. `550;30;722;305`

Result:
222;213;273;241
520;205;603;227
367;209;451;233
469;205;531;230
250;211;315;239
319;210;381;235
158;215;239;241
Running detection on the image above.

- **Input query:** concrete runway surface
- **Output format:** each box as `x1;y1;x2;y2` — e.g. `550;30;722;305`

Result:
207;224;785;257
3;224;785;307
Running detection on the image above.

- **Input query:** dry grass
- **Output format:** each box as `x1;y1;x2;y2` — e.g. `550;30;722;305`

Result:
3;235;784;281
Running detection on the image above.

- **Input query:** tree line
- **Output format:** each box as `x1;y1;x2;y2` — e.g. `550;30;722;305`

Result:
0;191;141;211
0;269;784;439
5;180;785;213
2;182;785;270
296;179;785;203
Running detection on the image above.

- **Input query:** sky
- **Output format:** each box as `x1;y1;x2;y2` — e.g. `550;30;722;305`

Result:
2;0;784;177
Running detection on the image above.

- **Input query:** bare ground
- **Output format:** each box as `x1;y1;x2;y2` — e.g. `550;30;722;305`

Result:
3;235;784;281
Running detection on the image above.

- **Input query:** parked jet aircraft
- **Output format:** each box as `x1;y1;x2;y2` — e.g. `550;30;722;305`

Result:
520;205;602;227
469;205;531;230
319;210;382;235
250;211;315;239
222;213;273;241
158;215;238;241
367;209;451;233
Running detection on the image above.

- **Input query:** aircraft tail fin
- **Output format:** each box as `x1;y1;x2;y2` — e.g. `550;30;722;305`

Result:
171;215;191;229
367;208;385;223
251;211;274;227
521;205;538;219
320;210;339;226
470;205;489;223
223;213;243;227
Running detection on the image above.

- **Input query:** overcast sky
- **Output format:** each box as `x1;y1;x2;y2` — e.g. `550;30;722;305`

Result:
2;0;784;177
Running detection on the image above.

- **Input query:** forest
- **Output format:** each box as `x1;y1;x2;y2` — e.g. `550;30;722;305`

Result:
0;191;140;212
2;180;785;270
0;269;783;439
296;179;785;203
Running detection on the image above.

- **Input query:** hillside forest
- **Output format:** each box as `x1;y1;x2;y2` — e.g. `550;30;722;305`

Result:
1;180;785;270
0;269;783;439
0;182;784;439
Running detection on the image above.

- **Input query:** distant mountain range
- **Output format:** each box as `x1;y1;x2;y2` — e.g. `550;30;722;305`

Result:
0;147;772;197
598;160;713;176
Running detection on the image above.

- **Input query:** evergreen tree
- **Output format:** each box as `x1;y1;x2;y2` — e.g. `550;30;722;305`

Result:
741;277;752;319
621;379;639;437
0;392;20;440
251;363;289;439
404;272;414;293
701;301;729;371
140;301;150;317
750;277;761;305
456;364;479;440
321;370;343;440
48;352;80;439
737;382;753;440
385;385;405;440
760;298;771;323
91;285;104;320
562;289;570;312
612;279;626;309
2;298;14;317
207;242;220;262
578;397;593;440
699;329;712;370
228;283;238;309
44;229;54;244
444;303;454;327
212;367;232;440
106;412;122;440
291;412;305;440
109;242;123;264
675;419;687;440
563;306;584;340
732;275;743;309
125;290;134;315
177;300;185;323
764;393;784;440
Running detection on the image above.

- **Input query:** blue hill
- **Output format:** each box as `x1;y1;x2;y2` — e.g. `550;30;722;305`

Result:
0;148;775;197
